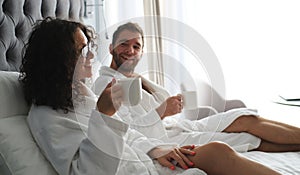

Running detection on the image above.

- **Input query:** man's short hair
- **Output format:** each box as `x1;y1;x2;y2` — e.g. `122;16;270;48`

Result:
112;22;144;48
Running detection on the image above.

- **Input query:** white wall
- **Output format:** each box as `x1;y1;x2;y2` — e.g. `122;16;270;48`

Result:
179;0;300;108
159;0;300;126
187;0;300;106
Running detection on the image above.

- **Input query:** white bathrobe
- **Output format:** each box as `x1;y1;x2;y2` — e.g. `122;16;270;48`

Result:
93;66;261;152
27;85;205;175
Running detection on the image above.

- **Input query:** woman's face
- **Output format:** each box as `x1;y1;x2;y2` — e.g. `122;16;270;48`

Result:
74;28;94;80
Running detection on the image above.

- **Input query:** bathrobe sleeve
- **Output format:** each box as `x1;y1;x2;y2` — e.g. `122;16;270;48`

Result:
27;106;128;175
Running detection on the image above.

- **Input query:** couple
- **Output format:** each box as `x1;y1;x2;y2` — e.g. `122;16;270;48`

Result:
20;18;300;174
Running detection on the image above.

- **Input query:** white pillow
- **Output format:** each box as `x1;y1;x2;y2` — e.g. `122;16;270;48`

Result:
0;71;28;118
0;116;57;175
0;71;57;174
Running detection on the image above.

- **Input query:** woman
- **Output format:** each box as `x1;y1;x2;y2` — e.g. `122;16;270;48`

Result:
19;17;280;175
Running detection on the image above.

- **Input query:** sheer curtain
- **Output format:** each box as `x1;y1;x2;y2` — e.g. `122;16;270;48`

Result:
157;0;226;111
143;0;165;86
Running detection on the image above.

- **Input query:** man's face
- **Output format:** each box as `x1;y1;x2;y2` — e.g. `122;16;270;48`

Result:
110;30;143;73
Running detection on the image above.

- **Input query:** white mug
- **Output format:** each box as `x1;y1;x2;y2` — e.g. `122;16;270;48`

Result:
182;91;198;110
117;77;142;106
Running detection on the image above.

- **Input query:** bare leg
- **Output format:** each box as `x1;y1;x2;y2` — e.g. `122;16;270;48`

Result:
224;115;300;145
255;140;300;152
188;142;281;175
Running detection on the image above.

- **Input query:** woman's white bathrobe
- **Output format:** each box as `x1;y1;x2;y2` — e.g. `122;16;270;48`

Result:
93;66;261;152
27;87;205;175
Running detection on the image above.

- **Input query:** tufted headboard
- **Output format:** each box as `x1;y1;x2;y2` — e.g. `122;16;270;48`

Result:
0;0;85;71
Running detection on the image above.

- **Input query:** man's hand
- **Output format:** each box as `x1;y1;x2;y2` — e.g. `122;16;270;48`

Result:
156;94;183;119
97;79;123;116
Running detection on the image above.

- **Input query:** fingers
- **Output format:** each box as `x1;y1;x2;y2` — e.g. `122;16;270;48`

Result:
110;78;117;86
155;146;196;171
167;95;183;113
158;95;183;118
175;95;183;111
97;79;123;115
105;78;117;90
157;157;176;171
165;148;191;170
111;81;123;109
177;94;184;110
181;144;195;150
157;148;186;171
179;147;196;156
174;148;194;169
172;146;197;169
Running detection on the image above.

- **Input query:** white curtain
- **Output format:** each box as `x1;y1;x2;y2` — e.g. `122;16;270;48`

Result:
158;0;226;99
143;0;165;86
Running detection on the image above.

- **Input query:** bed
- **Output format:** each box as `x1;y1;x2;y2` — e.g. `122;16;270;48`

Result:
0;0;299;175
0;0;83;174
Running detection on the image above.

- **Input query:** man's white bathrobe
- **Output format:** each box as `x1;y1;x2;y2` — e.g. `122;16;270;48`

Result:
93;66;261;152
27;86;205;175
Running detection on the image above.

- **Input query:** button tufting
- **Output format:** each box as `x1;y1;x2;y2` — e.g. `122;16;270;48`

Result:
0;0;84;71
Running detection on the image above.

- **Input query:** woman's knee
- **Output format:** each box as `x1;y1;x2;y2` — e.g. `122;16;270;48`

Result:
190;142;236;171
195;141;235;159
207;141;234;154
238;114;258;122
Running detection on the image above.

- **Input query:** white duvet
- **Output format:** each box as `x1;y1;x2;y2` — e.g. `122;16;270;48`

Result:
242;151;300;175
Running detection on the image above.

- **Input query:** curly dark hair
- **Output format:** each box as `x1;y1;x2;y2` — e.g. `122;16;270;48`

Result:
19;17;97;113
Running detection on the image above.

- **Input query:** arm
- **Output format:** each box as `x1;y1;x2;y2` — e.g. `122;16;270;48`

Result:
94;75;168;139
94;72;179;139
28;106;127;175
97;79;122;116
124;127;196;171
155;95;183;119
148;145;197;171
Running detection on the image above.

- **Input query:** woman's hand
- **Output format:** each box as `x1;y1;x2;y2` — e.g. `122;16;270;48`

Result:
149;145;196;171
97;79;123;116
156;94;183;119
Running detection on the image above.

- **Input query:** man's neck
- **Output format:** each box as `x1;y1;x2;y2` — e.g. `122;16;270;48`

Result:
109;64;134;77
120;70;134;77
109;64;151;93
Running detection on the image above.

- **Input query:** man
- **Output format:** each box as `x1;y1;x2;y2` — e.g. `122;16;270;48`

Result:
93;22;300;153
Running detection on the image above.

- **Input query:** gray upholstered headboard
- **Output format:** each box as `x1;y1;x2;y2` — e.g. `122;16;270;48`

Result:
0;0;84;71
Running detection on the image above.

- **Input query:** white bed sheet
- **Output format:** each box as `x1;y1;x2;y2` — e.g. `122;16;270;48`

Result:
242;151;300;175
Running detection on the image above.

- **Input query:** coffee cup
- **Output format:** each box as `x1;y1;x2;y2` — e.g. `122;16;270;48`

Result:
182;91;198;110
117;77;142;106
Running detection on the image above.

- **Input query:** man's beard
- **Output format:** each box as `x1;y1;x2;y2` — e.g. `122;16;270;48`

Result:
112;50;139;73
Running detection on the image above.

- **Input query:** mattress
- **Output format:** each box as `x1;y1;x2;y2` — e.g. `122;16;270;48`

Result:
242;151;300;174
